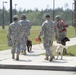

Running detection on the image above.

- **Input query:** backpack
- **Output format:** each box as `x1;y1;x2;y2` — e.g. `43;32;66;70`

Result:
57;20;66;32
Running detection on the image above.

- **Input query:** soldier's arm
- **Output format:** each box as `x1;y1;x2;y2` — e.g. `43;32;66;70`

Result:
20;24;25;38
38;23;45;38
28;20;31;30
54;22;58;40
7;26;11;39
59;22;64;31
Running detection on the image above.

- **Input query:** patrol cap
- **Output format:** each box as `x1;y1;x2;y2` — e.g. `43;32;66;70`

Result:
13;15;18;20
21;14;26;19
45;13;50;18
55;15;61;19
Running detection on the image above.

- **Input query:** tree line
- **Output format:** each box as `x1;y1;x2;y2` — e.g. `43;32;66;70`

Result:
0;7;73;26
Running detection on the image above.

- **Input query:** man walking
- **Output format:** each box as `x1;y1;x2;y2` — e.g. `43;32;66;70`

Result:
37;13;55;62
55;15;67;45
19;14;31;55
7;15;23;60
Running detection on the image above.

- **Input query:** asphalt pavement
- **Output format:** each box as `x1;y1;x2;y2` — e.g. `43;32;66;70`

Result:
0;38;76;71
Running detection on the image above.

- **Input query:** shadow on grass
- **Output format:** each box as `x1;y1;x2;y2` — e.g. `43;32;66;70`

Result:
64;53;75;56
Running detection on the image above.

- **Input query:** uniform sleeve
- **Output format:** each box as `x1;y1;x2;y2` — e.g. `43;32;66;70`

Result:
7;26;11;39
53;22;58;40
52;21;57;34
58;22;64;31
28;21;31;30
19;24;25;38
38;22;45;38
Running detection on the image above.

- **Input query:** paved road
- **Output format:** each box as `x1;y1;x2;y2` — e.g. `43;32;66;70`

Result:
0;69;76;75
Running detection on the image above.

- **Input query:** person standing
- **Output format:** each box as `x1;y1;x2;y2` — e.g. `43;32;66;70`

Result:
7;15;23;60
37;13;55;62
19;14;31;55
55;15;67;45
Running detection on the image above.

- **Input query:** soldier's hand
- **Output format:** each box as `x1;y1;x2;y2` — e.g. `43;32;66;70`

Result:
36;37;41;42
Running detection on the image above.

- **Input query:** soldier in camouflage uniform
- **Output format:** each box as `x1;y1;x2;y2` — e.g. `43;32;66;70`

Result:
19;14;31;55
7;15;23;60
38;13;55;62
55;15;67;44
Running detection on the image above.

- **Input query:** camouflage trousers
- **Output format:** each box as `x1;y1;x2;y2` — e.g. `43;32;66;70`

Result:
43;39;53;56
57;35;66;44
20;36;28;52
11;40;21;54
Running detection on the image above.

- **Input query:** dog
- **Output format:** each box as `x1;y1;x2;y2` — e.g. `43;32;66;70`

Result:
61;37;70;54
26;40;32;52
56;43;67;59
61;37;70;46
52;37;70;60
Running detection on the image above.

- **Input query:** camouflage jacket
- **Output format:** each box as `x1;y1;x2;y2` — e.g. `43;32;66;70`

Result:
38;20;55;40
7;22;22;41
19;20;31;37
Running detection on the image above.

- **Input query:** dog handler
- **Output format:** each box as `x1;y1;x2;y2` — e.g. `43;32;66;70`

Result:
19;14;31;55
55;15;67;45
7;15;23;60
37;13;55;62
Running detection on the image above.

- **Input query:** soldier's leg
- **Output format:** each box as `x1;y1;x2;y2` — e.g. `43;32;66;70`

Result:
20;38;24;53
11;47;15;59
11;41;15;59
20;37;26;55
49;40;55;60
15;41;20;60
23;37;28;54
45;52;49;60
43;39;53;61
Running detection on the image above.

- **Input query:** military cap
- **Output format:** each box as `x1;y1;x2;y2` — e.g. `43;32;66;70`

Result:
13;15;18;19
13;15;18;21
21;14;26;19
55;15;61;19
45;13;50;18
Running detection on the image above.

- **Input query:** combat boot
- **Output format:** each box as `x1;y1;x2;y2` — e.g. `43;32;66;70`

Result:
20;50;24;55
44;56;49;60
12;53;15;59
16;53;19;60
49;55;54;62
23;50;26;55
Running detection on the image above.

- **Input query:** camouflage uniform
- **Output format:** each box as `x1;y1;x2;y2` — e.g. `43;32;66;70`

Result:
38;16;55;61
7;15;23;60
19;15;31;54
55;15;66;44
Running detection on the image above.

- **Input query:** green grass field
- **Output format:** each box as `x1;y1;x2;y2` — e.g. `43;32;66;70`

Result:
0;26;41;51
0;26;76;56
67;45;76;56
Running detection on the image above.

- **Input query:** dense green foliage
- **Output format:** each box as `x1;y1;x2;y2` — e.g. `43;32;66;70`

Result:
0;8;73;26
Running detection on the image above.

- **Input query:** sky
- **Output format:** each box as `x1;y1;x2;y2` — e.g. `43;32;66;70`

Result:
0;0;74;10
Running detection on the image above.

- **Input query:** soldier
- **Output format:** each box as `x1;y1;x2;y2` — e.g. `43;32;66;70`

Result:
19;14;31;55
37;13;55;62
55;15;67;54
7;15;23;60
55;15;67;45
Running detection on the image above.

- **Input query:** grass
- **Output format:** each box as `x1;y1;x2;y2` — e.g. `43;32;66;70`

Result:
67;45;76;56
67;26;75;38
0;26;11;50
0;26;41;51
0;25;76;56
